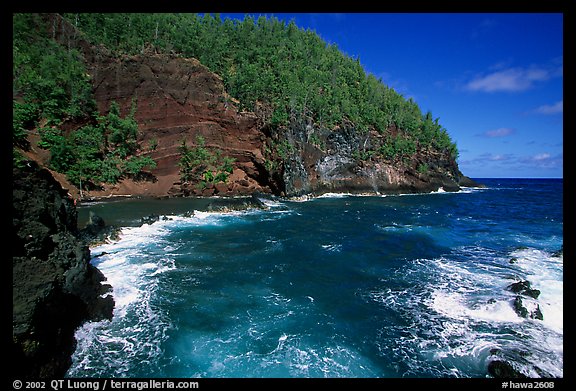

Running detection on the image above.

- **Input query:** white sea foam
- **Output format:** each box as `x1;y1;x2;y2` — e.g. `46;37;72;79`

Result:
186;332;379;377
508;248;563;333
375;222;414;232
458;186;487;193
70;218;182;376
427;247;563;377
429;290;519;324
368;244;563;378
317;192;354;198
257;197;285;208
287;185;483;202
321;243;343;252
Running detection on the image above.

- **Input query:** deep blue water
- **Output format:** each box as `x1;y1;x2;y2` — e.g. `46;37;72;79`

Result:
68;179;563;378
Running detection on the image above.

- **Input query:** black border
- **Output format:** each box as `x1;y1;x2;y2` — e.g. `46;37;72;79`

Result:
7;0;573;388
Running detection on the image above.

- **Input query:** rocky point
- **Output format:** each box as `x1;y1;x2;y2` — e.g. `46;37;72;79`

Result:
12;161;114;378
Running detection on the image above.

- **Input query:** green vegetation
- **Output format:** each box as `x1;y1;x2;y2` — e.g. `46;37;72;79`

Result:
44;101;156;188
13;12;460;190
13;14;156;188
13;14;96;128
417;163;430;175
178;136;235;189
63;13;459;161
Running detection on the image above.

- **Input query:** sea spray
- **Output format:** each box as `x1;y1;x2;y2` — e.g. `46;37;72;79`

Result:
68;178;562;378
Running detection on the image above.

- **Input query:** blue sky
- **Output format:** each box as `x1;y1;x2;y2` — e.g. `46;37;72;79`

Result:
221;13;563;178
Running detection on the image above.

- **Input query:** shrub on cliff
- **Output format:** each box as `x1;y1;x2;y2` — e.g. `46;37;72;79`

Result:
13;14;96;125
13;14;157;189
46;101;156;188
179;136;235;189
63;13;459;161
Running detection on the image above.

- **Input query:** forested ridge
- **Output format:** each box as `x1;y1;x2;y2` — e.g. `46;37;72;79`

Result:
13;12;460;191
13;13;156;189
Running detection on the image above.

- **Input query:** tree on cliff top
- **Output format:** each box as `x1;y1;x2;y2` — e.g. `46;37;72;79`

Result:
63;13;459;161
13;14;157;189
47;101;156;189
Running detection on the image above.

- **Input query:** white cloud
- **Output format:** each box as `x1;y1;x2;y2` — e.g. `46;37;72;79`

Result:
465;67;553;93
459;152;514;165
534;100;563;115
533;153;551;161
459;152;563;173
488;154;509;161
477;127;515;138
518;153;562;170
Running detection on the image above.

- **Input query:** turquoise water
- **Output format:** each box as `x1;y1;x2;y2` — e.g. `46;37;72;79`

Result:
68;179;563;378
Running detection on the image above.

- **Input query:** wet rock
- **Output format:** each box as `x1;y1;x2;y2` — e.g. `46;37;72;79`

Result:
79;212;119;245
141;214;160;225
513;296;543;320
488;360;528;378
13;161;114;378
550;245;563;258
79;211;106;238
205;193;266;212
531;304;544;321
513;296;529;318
507;280;540;299
458;175;484;187
488;349;556;378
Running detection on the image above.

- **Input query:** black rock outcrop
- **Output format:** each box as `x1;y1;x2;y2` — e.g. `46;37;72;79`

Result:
507;280;541;299
488;360;529;378
487;348;555;378
12;162;114;378
507;280;543;320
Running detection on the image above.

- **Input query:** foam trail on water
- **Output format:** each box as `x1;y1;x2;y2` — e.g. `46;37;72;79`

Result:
69;219;180;377
367;244;563;378
508;248;563;333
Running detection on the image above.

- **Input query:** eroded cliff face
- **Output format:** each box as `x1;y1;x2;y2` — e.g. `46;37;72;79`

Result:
43;13;477;199
262;117;474;197
12;162;114;378
83;52;278;197
82;51;475;198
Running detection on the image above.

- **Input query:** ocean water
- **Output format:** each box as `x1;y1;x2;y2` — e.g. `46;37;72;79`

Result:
68;179;563;378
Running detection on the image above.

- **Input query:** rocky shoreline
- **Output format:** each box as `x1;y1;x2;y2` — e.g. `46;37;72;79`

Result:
486;247;563;379
12;162;114;378
12;167;556;379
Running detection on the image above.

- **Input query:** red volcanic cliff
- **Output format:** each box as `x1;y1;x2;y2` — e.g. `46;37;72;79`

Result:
85;52;476;199
26;13;478;201
86;53;275;198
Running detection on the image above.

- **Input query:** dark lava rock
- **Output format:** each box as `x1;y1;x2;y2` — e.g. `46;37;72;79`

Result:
80;211;106;238
458;175;485;188
206;193;267;211
551;245;563;258
513;296;529;318
12;162;114;378
488;360;528;378
141;214;160;225
488;349;556;378
508;280;540;299
79;211;120;245
532;304;544;321
513;296;543;320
